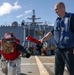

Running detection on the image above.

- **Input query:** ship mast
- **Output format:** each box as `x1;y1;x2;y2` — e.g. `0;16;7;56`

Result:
27;10;42;25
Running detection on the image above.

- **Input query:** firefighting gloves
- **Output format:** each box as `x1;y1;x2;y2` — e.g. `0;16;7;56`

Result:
27;47;32;54
22;52;31;58
25;53;31;58
22;47;32;58
36;43;43;51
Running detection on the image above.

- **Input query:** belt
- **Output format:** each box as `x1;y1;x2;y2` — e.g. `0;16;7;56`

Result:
58;47;74;50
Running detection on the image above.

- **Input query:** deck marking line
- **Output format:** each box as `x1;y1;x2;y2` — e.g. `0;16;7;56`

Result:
35;56;49;75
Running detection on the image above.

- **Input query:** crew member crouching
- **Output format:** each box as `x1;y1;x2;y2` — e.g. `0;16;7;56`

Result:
0;32;31;75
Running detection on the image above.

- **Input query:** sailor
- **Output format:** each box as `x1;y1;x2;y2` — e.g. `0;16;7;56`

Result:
0;32;31;75
38;2;74;75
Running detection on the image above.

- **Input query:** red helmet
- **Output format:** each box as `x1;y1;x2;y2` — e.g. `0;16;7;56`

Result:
2;32;15;40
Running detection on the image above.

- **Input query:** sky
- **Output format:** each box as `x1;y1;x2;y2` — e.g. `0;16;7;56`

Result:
0;0;74;26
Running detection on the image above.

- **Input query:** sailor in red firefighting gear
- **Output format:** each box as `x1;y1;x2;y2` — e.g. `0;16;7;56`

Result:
0;32;31;75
